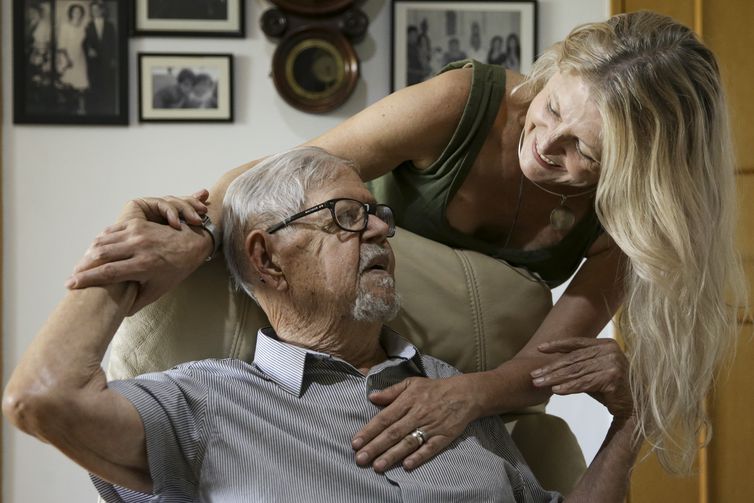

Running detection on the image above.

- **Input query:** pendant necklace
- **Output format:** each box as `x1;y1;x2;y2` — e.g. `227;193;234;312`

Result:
517;130;596;231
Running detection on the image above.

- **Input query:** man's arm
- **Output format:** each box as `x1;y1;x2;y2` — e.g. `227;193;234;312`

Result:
533;338;640;502
567;416;639;502
0;203;208;493
2;283;153;492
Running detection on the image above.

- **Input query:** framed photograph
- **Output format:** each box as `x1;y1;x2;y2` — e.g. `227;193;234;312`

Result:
13;0;128;124
392;0;537;91
138;53;233;122
133;0;245;37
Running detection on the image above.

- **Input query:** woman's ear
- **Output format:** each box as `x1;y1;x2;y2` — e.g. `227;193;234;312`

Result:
245;230;286;291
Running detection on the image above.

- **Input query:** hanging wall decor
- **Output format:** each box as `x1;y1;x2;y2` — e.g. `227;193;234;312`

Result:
260;0;369;113
133;0;245;37
138;53;234;123
13;0;129;125
391;0;537;91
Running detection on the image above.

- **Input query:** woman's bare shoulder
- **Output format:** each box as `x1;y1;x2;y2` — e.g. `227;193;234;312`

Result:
308;68;475;178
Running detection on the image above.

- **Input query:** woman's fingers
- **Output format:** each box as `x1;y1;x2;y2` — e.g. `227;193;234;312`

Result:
67;259;141;288
134;194;208;228
371;429;451;473
353;375;476;472
531;337;633;417
532;356;597;387
530;345;600;378
367;415;426;472
367;380;410;406
537;337;614;354
191;188;210;202
71;241;134;276
403;435;452;471
531;338;616;377
352;381;412;451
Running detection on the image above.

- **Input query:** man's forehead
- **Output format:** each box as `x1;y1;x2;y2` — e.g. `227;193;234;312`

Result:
305;177;375;206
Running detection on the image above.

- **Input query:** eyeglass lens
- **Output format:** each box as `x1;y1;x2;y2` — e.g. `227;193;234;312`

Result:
334;199;366;230
333;199;395;236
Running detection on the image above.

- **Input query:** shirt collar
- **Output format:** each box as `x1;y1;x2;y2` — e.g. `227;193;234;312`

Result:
253;326;424;397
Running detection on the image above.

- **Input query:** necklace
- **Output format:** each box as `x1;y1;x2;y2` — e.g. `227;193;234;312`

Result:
503;168;524;248
517;130;596;231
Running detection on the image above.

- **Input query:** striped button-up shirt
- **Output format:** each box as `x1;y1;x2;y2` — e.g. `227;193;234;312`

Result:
92;327;561;502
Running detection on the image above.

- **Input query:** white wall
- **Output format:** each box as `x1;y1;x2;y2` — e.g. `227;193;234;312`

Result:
2;1;609;501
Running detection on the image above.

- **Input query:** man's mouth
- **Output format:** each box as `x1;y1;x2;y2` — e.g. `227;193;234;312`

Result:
362;256;389;273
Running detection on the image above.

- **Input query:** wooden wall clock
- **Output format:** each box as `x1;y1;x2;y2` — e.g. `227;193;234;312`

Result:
260;0;368;113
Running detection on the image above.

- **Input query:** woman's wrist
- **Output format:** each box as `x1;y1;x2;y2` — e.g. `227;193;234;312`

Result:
197;214;221;261
469;359;554;418
461;371;507;419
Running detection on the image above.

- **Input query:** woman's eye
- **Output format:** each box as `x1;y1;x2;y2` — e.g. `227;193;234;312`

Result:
576;143;599;165
547;100;559;117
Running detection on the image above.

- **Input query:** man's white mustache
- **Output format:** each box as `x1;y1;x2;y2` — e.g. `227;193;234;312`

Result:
358;244;391;274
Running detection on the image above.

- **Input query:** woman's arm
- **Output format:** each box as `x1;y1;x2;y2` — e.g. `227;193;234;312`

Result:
477;234;625;414
67;68;474;298
352;235;626;470
202;66;473;224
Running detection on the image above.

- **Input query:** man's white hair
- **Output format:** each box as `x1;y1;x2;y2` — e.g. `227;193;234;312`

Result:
222;146;357;299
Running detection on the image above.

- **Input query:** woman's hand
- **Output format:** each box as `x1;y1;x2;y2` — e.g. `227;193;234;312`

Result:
128;190;210;230
531;338;634;419
352;373;480;473
66;190;214;314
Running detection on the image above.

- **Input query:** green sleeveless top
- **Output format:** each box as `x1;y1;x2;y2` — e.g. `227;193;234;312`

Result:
368;60;602;288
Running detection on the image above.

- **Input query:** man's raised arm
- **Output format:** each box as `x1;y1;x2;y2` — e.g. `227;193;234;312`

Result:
0;208;198;492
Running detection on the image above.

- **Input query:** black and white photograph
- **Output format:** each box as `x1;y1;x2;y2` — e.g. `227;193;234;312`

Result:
13;0;128;124
392;0;536;90
133;0;245;37
139;53;233;122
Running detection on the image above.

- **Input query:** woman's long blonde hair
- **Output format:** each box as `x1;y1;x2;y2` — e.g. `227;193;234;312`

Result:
519;11;747;473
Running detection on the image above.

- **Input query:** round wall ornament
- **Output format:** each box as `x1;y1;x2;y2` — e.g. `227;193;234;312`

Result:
272;28;359;113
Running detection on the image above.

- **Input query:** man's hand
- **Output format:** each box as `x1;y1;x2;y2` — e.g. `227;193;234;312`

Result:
352;374;480;472
66;191;214;314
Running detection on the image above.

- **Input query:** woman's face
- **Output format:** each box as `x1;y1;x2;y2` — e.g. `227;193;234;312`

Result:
519;71;602;189
70;6;84;25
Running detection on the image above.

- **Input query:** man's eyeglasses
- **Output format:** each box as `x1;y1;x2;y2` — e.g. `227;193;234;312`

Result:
266;198;396;237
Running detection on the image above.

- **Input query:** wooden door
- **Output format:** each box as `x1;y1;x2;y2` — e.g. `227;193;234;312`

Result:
610;1;754;501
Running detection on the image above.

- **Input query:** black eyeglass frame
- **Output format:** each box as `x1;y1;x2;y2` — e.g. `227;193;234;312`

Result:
266;198;396;237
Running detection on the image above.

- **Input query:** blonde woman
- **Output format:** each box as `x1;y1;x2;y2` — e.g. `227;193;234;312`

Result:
70;11;746;478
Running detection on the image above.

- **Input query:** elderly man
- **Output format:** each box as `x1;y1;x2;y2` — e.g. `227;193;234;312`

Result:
4;147;637;502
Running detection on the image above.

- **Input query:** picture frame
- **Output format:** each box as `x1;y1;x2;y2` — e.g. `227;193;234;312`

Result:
133;0;245;37
138;53;234;123
391;0;537;91
13;0;129;125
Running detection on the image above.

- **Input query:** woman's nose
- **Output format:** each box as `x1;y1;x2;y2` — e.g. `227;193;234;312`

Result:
538;129;565;155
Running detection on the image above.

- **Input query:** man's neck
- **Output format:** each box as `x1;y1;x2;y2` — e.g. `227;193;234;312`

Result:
269;312;387;374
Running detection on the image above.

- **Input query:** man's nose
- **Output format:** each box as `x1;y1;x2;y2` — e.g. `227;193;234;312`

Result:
362;214;390;242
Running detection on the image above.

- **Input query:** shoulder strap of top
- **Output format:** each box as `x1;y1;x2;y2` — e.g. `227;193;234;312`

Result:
422;59;506;186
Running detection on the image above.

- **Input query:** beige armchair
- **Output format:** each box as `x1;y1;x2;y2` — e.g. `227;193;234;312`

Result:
107;227;586;494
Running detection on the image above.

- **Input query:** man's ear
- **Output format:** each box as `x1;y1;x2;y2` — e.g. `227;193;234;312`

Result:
245;230;287;291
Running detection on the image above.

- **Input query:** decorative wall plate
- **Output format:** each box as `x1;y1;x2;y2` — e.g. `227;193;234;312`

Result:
271;0;354;16
271;27;359;113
